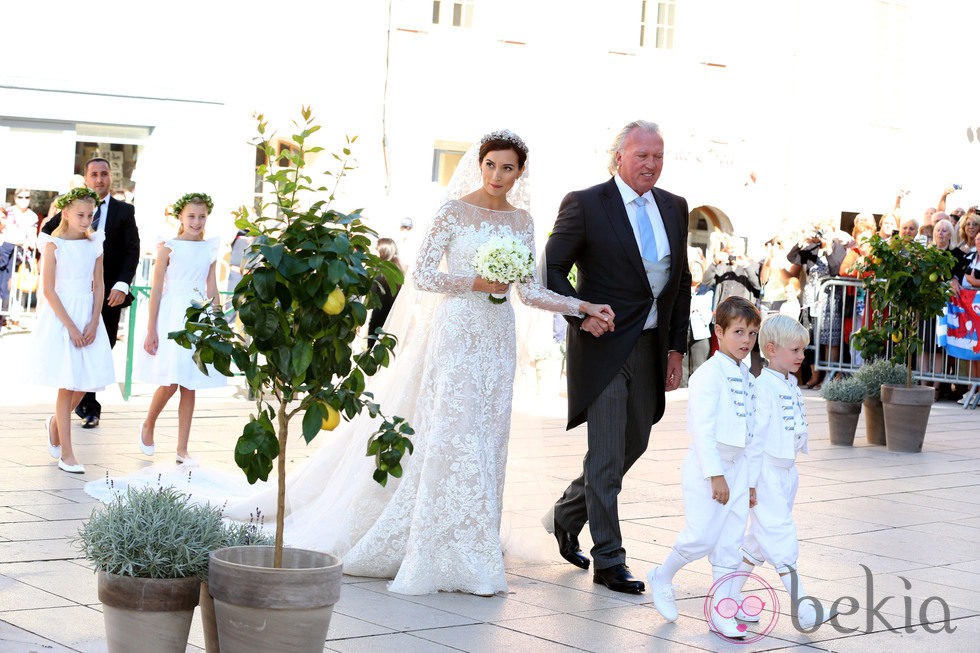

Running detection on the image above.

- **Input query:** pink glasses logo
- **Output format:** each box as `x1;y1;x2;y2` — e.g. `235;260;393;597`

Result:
704;571;780;644
714;595;766;620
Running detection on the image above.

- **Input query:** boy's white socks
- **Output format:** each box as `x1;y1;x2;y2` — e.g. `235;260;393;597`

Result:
731;560;760;622
658;550;686;584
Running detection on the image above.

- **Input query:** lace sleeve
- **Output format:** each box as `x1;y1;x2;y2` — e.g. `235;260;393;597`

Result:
412;201;476;296
513;211;583;316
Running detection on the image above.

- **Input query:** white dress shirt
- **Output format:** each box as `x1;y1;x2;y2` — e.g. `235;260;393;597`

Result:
614;174;672;330
613;174;671;263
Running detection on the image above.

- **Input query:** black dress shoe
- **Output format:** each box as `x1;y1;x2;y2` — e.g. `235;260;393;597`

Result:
81;415;100;429
553;520;590;570
593;564;645;594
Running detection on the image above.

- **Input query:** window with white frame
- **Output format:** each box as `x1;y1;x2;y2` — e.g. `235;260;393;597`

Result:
432;0;474;27
640;0;675;49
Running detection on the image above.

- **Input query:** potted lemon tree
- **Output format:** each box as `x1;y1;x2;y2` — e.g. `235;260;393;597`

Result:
171;107;412;652
851;233;955;452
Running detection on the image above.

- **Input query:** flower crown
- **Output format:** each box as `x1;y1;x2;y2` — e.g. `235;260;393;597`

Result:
480;129;528;156
172;192;214;217
55;187;100;210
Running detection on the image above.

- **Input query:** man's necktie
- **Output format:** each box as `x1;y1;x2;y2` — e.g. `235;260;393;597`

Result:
635;197;658;261
92;203;102;231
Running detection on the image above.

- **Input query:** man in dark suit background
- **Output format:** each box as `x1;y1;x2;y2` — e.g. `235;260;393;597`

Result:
44;157;140;427
544;121;691;593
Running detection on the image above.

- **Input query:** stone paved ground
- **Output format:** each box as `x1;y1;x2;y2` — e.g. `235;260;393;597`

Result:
0;330;978;652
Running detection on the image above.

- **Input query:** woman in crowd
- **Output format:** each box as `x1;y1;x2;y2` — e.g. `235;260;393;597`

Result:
787;220;851;388
877;213;899;241
839;213;877;366
366;237;403;349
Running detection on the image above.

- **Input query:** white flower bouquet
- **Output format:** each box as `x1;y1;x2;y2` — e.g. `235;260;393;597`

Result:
471;236;534;304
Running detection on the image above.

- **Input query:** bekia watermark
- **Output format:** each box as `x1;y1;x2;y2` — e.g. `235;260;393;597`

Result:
790;565;957;635
705;565;957;644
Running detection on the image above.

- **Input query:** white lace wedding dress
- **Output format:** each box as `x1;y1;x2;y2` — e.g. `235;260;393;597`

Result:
87;199;581;596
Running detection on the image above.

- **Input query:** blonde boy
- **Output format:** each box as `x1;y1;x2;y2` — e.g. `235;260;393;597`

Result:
729;314;819;629
647;296;763;638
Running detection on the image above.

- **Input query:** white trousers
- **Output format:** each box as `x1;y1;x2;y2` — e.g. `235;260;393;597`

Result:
672;447;749;570
740;455;800;573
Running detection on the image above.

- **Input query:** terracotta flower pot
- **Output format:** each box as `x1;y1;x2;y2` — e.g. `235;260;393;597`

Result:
208;546;342;653
881;384;934;453
826;400;862;446
199;581;220;653
98;572;200;653
863;396;886;446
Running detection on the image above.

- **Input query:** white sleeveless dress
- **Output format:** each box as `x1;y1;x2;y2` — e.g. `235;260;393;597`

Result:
33;232;116;391
134;237;226;390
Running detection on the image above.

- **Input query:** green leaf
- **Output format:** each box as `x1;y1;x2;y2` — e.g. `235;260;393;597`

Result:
350;301;367;326
291;340;314;377
302;402;325;443
252;268;276;301
326;259;346;284
235;415;278;484
259;243;285;267
271;345;291;376
254;308;279;339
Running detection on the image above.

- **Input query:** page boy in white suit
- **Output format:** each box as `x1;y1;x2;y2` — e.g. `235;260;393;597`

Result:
647;296;763;638
729;314;819;629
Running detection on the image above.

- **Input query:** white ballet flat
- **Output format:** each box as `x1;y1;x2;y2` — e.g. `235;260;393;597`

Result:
138;424;155;456
175;454;199;467
58;459;85;474
46;416;61;460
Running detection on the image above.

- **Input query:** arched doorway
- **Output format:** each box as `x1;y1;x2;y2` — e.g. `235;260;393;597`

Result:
688;205;733;251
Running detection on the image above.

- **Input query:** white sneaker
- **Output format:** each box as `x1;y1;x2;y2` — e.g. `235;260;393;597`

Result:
709;613;746;638
647;567;678;622
795;599;818;630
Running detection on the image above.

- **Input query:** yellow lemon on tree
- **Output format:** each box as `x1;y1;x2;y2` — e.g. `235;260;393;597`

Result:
871;256;883;265
322;287;346;315
928;272;939;282
321;404;341;431
891;331;903;343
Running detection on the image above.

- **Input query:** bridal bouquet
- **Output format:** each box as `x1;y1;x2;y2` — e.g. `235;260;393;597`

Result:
471;236;534;304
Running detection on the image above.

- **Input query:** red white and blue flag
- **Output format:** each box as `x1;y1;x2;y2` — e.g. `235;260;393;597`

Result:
938;289;980;360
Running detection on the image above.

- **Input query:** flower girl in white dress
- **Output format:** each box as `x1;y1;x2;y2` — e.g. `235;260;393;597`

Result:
135;193;225;465
34;188;116;474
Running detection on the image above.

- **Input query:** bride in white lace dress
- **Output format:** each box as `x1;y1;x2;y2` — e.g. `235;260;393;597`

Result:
87;130;613;596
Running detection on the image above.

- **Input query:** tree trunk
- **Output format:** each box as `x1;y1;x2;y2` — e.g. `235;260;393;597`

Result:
275;401;288;568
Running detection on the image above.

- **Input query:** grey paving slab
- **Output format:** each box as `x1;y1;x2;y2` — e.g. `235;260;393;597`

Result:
325;631;461;652
0;619;76;653
410;623;582;653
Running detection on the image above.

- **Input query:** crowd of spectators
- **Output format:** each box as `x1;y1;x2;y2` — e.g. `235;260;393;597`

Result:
685;186;979;399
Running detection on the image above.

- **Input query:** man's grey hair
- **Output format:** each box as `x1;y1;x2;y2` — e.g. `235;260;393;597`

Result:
607;120;661;175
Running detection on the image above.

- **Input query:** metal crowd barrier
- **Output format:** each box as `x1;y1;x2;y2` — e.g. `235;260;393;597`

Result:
0;246;40;334
812;277;979;409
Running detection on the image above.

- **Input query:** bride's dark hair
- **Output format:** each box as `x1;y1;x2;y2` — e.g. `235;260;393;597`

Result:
478;129;528;168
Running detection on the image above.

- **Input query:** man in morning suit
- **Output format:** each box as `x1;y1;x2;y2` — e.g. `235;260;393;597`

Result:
543;121;691;594
43;157;140;428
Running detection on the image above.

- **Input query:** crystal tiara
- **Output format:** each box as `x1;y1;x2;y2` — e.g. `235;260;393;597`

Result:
480;129;528;155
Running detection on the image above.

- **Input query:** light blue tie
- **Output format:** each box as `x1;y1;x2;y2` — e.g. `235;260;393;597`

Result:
635;197;658;261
